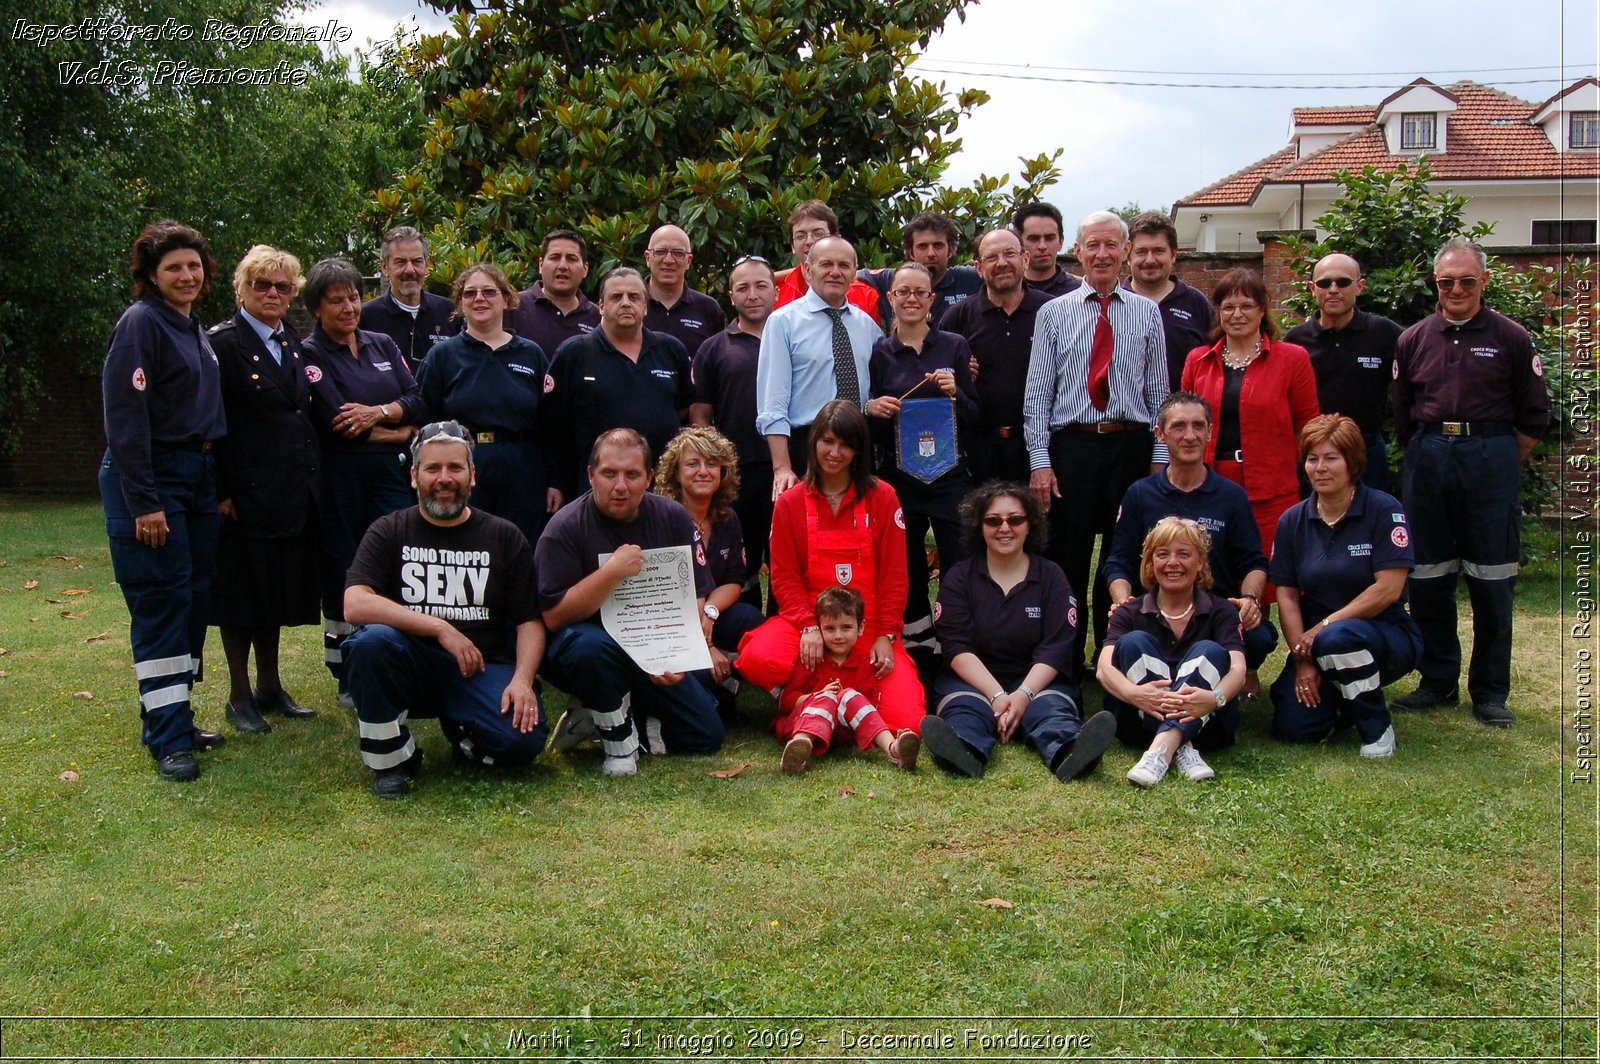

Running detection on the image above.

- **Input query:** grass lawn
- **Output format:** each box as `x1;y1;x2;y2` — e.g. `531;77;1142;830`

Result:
0;495;1593;1060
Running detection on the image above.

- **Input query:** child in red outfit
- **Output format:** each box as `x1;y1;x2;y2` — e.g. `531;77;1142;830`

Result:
775;588;920;774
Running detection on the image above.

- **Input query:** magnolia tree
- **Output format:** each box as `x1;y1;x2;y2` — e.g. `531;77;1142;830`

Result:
375;0;1062;288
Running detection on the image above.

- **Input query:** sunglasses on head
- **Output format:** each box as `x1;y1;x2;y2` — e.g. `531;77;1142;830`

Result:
418;420;470;443
1312;277;1355;290
983;514;1027;528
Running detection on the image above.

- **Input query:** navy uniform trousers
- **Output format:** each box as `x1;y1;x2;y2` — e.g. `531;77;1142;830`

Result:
1105;632;1239;752
931;670;1084;771
100;448;219;760
1402;430;1520;703
1271;617;1422;744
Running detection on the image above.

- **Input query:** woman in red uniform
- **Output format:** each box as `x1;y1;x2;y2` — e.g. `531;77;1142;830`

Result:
1180;268;1318;564
737;399;925;731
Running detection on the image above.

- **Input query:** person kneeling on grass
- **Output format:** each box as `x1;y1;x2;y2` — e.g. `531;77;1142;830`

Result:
343;422;546;799
1098;516;1246;787
775;587;919;774
919;481;1116;781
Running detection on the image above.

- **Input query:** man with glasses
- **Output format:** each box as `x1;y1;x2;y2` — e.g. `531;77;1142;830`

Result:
756;236;883;495
509;229;600;356
1285;253;1402;491
773;200;881;317
690;255;778;605
1390;238;1549;727
359;226;459;371
943;227;1053;484
1122;212;1213;390
343;423;546;798
642;224;724;357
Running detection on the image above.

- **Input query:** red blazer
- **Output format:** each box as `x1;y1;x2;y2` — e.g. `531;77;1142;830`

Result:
1181;336;1320;502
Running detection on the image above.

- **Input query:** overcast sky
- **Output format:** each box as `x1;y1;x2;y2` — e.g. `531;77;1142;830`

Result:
300;0;1598;225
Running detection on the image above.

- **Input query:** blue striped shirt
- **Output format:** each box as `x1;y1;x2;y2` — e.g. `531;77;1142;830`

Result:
1022;285;1170;469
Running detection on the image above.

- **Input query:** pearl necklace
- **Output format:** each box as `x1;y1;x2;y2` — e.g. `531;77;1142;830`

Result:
1221;336;1264;371
1158;600;1195;622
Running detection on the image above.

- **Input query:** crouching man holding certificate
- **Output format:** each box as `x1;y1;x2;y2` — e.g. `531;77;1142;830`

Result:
535;428;723;777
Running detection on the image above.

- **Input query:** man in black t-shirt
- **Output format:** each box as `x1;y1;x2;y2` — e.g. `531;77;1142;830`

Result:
344;423;547;798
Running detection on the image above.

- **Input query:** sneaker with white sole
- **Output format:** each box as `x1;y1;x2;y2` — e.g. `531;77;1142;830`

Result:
601;752;638;777
551;706;599;754
1358;724;1397;759
1127;749;1170;787
1172;743;1215;781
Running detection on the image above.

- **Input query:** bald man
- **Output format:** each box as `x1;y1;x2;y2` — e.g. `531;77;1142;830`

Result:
1284;253;1403;491
643;224;725;357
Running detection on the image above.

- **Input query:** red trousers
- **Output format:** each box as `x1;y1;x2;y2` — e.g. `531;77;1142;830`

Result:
774;687;889;754
738;618;927;733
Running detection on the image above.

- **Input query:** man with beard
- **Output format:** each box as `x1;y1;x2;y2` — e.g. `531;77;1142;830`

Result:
343;422;547;798
941;227;1054;484
860;212;981;328
509;229;601;356
359;226;459;371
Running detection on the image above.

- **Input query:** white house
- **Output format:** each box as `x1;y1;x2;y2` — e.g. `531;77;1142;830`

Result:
1173;77;1600;252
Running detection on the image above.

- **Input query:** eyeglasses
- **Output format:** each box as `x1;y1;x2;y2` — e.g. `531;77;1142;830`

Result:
1312;277;1355;290
983;514;1028;528
461;287;502;301
978;250;1023;266
1218;303;1259;316
1435;276;1481;291
418;421;470;443
251;279;296;295
648;247;690;260
890;288;932;301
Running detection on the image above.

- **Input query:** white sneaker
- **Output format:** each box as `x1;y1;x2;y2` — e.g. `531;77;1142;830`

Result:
1359;724;1397;759
1173;743;1215;781
551;706;599;753
1127;750;1170;787
601;752;638;777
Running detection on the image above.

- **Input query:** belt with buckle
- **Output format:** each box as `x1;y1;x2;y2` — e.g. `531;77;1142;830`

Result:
472;429;535;444
1057;420;1144;435
1421;421;1513;438
1215;449;1244;463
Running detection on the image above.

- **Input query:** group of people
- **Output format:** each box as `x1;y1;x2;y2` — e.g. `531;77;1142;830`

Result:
98;203;1549;793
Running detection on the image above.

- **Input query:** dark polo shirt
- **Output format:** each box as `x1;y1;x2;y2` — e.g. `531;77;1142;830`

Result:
548;327;693;488
1268;486;1413;629
1123;277;1214;390
1285;308;1402;437
508;282;599;359
1105;466;1267;599
690;324;765;468
1105;589;1244;662
645;287;725;359
935;553;1079;678
1393;305;1549;439
940;287;1053;432
358;291;458;371
1026;268;1082;298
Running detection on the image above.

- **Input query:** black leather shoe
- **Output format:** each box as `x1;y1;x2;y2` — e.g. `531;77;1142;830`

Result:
191;727;226;751
255;687;315;718
372;749;423;799
920;715;985;778
1471;700;1516;728
225;696;272;734
159;750;200;782
1391;687;1459;711
1055;709;1117;781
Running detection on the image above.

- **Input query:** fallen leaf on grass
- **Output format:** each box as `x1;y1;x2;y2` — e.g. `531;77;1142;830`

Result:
23;580;38;590
0;671;8;678
47;598;65;604
838;785;856;796
60;610;89;620
52;555;75;562
84;632;110;643
58;770;79;782
976;897;1015;910
72;691;94;700
59;587;93;596
708;763;748;779
0;647;9;655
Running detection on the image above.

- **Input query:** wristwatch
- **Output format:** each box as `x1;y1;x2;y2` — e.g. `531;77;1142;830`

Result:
703;604;720;621
1215;689;1227;709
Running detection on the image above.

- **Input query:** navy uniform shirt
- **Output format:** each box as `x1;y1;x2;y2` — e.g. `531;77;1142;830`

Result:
1105;589;1244;663
941;287;1053;432
508;282;599;357
1124;277;1214;391
934;553;1078;679
359;290;459;372
862;265;983;329
347;506;537;665
1025;268;1083;298
534;491;713;625
548;327;694;487
1285;309;1402;437
1268;486;1414;629
300;326;424;453
703;511;750;590
645;287;725;359
415;332;553;436
1105;467;1267;599
868;327;979;432
690;325;765;468
102;296;226;515
1393;305;1550;439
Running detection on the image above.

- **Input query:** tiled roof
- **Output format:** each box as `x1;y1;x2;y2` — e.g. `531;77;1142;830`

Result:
1291;106;1377;126
1177;80;1600;210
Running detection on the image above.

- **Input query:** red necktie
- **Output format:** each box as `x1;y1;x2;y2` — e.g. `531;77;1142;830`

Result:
1087;293;1113;411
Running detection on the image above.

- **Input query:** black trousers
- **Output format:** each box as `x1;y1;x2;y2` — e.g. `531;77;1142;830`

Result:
1045;427;1154;676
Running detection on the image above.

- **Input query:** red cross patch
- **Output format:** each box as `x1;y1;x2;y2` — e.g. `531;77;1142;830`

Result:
305;364;323;384
130;367;146;392
1391;526;1409;548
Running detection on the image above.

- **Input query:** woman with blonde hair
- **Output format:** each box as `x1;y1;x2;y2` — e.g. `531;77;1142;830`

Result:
1097;516;1247;786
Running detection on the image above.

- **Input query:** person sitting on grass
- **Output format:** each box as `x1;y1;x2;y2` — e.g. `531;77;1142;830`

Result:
1098;516;1246;788
774;587;920;774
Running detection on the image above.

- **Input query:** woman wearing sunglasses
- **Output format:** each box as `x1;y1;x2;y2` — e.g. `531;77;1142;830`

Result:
206;245;322;734
919;481;1117;781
